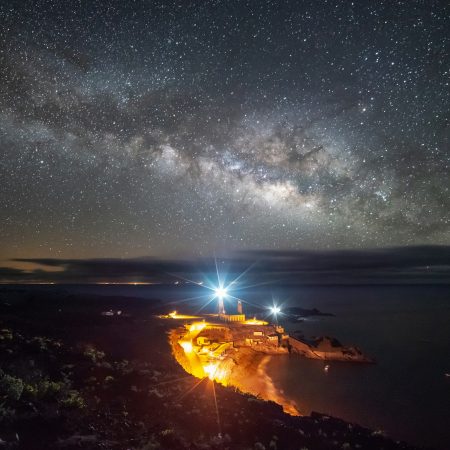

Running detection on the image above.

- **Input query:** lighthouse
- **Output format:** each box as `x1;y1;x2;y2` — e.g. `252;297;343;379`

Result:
218;298;226;314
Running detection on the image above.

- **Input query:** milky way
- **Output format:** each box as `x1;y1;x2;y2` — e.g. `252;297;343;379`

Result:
1;0;449;261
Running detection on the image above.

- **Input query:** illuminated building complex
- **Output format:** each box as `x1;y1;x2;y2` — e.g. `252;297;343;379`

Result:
218;297;246;322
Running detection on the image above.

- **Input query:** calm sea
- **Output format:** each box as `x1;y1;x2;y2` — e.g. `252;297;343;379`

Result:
265;285;450;449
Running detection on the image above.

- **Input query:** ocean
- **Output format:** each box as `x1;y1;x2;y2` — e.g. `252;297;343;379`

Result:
265;285;450;449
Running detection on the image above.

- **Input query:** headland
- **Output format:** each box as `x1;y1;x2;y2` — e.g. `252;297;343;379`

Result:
164;310;373;415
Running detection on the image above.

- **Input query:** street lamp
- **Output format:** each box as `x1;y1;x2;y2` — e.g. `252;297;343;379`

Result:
270;305;281;324
270;306;281;315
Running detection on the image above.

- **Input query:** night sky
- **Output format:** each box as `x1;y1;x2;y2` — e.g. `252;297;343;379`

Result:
1;0;449;269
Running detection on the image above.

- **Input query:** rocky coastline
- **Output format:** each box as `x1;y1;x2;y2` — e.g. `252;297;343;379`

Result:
169;320;374;417
0;286;419;449
288;335;374;362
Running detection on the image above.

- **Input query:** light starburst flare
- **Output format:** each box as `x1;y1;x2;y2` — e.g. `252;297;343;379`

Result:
270;305;281;315
214;286;228;300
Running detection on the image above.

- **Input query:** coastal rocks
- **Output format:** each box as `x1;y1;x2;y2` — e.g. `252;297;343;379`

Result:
169;320;373;424
169;327;302;416
288;336;373;363
284;307;335;323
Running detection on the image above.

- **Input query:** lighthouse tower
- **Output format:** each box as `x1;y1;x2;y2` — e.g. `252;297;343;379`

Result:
218;298;226;314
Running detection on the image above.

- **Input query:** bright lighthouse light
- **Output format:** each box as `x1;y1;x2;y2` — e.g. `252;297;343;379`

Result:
214;286;228;299
270;306;281;314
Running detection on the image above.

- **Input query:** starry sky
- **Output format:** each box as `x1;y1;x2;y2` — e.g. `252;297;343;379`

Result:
1;0;449;269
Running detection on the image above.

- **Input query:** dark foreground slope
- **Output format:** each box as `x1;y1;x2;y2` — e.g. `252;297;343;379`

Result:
0;288;420;449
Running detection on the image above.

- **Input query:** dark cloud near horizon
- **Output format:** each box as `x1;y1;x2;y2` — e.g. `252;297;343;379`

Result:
4;246;450;285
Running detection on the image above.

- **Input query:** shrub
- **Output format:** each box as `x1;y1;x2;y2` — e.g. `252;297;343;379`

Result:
83;345;106;363
30;336;49;351
0;328;13;340
116;359;133;374
60;390;85;409
0;374;24;401
0;401;15;420
39;380;66;399
23;383;39;399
